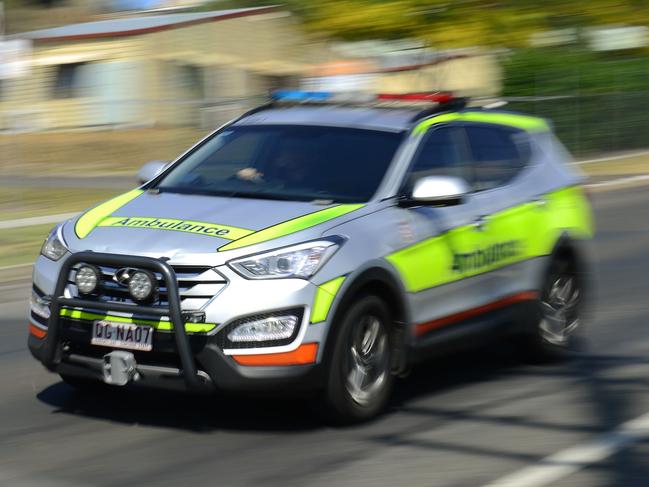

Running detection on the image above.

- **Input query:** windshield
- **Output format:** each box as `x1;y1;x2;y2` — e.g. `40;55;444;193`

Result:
154;125;404;203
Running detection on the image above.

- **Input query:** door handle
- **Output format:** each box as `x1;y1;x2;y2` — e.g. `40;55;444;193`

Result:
473;215;488;231
533;197;548;208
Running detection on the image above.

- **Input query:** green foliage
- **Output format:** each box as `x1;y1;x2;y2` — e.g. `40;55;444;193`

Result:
503;48;649;154
503;49;649;96
203;0;649;48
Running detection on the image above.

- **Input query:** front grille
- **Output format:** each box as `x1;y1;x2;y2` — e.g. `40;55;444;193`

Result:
66;264;227;311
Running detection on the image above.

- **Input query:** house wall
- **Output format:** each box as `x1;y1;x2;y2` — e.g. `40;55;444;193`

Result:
0;12;325;131
376;54;502;97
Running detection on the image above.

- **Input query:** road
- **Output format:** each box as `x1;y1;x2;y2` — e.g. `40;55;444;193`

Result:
2;186;649;487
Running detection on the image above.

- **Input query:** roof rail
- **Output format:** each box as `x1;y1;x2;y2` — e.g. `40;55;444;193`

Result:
409;97;469;123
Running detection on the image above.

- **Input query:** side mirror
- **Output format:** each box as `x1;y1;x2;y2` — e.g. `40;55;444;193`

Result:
401;175;471;207
137;160;169;185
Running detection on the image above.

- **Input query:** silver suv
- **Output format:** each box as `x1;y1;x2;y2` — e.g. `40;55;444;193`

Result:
28;92;594;422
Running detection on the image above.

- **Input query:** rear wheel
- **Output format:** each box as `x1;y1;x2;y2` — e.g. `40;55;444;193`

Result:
321;295;394;424
523;257;583;361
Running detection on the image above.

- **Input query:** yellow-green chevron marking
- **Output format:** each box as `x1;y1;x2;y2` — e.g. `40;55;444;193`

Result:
75;189;144;239
414;111;550;135
311;276;346;323
59;308;216;333
74;189;144;238
218;204;364;252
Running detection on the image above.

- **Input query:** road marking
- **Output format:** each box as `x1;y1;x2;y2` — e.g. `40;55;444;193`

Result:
483;411;649;487
0;212;78;230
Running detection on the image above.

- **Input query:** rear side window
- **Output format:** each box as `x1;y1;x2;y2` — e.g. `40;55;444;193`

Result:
406;127;471;188
465;125;530;191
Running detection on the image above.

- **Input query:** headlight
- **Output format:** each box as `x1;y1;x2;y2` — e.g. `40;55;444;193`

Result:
228;239;341;280
75;264;100;295
41;225;68;261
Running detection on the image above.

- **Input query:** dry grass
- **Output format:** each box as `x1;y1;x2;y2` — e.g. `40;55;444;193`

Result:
577;154;649;176
0;187;121;221
0;128;209;177
0;223;51;268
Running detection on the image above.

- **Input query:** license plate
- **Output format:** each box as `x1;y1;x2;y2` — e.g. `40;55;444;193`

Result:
91;320;154;352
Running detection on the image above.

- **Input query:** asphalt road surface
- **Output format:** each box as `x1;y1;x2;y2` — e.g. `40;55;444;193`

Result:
2;186;649;487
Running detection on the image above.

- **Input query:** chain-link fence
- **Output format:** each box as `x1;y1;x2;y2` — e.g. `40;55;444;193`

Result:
506;93;649;156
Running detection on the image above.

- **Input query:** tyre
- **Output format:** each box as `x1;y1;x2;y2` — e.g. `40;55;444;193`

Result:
522;257;583;362
321;295;394;424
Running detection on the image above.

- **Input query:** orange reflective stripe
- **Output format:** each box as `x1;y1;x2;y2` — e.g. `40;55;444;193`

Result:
29;323;47;339
415;291;539;337
232;343;318;366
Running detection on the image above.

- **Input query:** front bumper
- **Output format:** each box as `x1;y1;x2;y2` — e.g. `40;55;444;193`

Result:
29;251;327;393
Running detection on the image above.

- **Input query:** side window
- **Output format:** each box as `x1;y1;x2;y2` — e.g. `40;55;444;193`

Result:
465;125;530;191
407;127;471;188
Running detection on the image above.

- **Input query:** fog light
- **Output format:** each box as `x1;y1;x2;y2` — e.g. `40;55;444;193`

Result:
128;270;155;302
182;311;206;323
30;291;51;320
227;315;298;342
75;265;100;295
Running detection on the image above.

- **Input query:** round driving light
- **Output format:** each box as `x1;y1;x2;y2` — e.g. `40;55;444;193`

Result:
128;270;155;302
75;265;99;295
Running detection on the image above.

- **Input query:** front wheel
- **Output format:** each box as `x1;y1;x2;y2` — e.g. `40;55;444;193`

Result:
321;295;394;424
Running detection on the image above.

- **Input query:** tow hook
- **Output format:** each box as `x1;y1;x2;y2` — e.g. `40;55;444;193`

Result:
102;351;140;386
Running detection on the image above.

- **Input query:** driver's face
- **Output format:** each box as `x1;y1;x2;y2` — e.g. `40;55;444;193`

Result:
275;146;310;181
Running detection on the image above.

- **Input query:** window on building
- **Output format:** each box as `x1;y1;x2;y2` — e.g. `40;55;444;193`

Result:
177;64;205;100
52;62;88;99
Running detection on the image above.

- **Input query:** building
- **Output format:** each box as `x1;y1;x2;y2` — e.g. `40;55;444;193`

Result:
304;52;502;97
304;42;502;97
1;6;324;131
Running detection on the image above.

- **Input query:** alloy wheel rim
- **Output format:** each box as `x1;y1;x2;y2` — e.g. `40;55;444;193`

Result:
345;315;389;406
539;274;581;346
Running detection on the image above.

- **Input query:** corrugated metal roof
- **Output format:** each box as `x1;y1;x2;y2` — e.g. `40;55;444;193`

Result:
13;6;278;42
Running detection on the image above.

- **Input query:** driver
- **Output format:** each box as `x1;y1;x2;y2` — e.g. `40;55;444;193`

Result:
236;141;312;188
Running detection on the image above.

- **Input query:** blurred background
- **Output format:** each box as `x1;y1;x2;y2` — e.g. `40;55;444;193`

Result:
4;3;649;487
2;0;649;266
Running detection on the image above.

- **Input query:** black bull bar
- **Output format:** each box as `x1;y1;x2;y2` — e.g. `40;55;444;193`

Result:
41;251;203;390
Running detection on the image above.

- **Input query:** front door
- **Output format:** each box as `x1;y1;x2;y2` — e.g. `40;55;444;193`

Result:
388;125;491;335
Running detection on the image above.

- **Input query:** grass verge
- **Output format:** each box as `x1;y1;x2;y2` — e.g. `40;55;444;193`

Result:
578;154;649;176
0;224;52;268
0;187;121;221
0;128;207;177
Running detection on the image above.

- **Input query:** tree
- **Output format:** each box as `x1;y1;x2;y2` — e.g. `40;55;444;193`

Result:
204;0;649;48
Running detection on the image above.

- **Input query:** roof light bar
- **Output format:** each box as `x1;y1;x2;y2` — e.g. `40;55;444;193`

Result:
377;92;455;103
270;90;455;105
271;90;333;102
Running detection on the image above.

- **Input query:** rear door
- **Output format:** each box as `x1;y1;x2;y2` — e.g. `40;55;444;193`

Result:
463;123;542;300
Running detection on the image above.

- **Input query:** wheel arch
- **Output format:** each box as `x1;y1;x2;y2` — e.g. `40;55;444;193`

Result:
322;264;411;373
546;231;595;304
